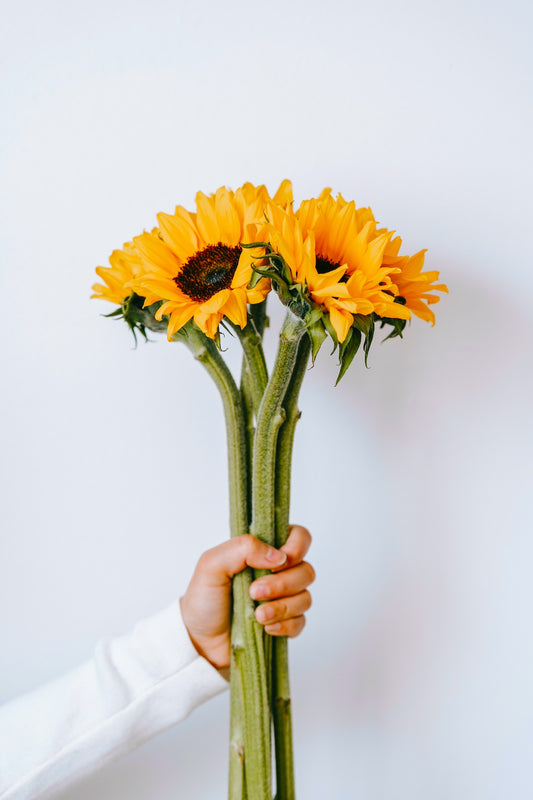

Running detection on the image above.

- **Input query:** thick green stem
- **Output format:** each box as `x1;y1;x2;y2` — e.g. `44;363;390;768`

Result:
272;334;311;800
229;653;246;800
250;312;306;797
235;315;269;525
240;362;255;526
181;325;270;800
252;313;306;549
232;320;269;415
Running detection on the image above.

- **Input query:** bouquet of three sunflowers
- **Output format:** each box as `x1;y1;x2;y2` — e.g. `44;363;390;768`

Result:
93;180;446;800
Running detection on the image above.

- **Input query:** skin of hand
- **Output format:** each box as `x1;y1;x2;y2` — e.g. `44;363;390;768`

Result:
180;525;315;670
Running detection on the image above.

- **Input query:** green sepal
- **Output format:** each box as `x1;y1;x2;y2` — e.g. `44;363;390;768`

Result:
307;320;327;362
123;294;167;334
103;293;168;344
336;328;362;385
363;318;375;367
379;316;408;341
287;289;313;322
248;268;266;289
352;313;374;336
240;240;270;249
253;247;292;287
377;296;408;341
321;313;339;352
103;307;124;319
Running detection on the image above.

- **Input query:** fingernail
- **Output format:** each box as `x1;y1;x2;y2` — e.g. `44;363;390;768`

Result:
265;622;281;633
256;605;274;623
266;548;287;565
250;582;270;600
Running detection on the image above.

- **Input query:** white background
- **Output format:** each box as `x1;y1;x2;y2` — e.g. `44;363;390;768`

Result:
1;0;532;797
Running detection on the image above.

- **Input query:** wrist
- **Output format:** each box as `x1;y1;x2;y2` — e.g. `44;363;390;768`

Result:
180;597;230;670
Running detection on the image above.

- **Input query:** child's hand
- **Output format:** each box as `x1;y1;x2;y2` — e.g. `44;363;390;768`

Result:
180;525;314;670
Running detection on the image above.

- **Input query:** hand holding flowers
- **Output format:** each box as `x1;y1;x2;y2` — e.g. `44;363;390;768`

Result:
181;525;314;671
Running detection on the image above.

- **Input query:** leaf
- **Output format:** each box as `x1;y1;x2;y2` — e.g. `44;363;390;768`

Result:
338;328;353;360
321;313;339;350
240;240;270;249
248;267;266;289
363;319;375;367
352;313;374;336
336;329;362;385
381;317;407;341
103;307;124;319
307;321;327;362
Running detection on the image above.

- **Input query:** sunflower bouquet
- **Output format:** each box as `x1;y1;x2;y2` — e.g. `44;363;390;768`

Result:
92;181;447;800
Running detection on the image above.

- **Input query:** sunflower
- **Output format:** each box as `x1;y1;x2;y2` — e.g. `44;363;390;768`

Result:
310;190;447;324
92;241;143;305
264;198;410;343
383;239;448;324
130;183;290;340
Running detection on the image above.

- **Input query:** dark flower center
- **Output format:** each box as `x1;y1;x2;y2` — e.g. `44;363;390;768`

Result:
174;243;241;302
315;253;347;282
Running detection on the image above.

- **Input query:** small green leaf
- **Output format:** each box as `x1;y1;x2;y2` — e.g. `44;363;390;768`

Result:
307;321;327;362
322;313;339;350
103;307;124;319
248;268;266;289
352;313;374;336
363;319;375;367
240;240;270;249
381;317;407;341
336;329;362;385
338;328;353;360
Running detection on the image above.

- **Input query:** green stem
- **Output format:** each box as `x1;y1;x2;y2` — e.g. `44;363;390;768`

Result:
272;334;311;800
240;361;255;527
250;312;306;797
235;315;269;527
180;325;270;800
252;312;306;550
232;320;269;415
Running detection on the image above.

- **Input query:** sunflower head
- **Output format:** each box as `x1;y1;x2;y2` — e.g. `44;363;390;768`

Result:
245;189;446;381
127;183;296;341
91;241;143;305
247;201;396;368
383;244;448;325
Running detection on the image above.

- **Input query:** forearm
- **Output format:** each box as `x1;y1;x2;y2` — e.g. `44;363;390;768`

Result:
0;600;228;800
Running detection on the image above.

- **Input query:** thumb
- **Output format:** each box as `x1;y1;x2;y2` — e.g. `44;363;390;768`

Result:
198;534;287;585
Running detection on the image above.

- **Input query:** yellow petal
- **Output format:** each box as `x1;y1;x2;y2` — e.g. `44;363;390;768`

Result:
201;288;231;314
232;247;256;289
328;306;353;344
167;304;195;339
196;191;221;243
272;179;293;208
215;188;241;245
157;208;199;261
223;288;248;328
134;232;178;276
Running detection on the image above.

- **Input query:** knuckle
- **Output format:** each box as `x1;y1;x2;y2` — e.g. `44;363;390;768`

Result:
198;548;215;569
267;574;284;596
238;534;255;553
303;590;312;611
274;599;288;619
303;562;316;584
300;526;312;545
289;616;306;638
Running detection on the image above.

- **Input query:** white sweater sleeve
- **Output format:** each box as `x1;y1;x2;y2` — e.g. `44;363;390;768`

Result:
0;599;229;800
